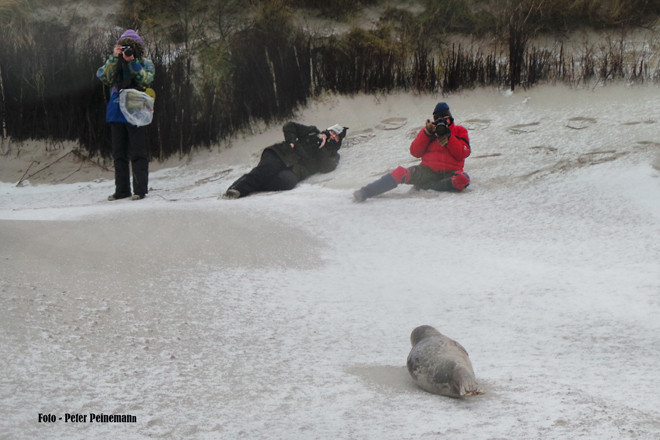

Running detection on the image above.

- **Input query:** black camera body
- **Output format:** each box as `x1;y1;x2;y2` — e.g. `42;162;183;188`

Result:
121;45;134;57
433;118;451;137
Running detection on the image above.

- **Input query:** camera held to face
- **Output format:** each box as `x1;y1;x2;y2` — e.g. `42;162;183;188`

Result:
121;45;134;57
433;118;451;138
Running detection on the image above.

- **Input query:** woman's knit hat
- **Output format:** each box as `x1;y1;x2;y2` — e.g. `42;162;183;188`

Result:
118;29;144;46
117;29;145;59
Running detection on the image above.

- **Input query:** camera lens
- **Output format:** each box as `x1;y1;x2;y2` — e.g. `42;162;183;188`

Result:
434;120;450;137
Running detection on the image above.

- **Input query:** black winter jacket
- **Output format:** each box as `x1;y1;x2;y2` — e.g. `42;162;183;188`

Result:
267;122;342;180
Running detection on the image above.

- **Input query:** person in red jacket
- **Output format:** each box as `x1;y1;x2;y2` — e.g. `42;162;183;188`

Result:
353;102;471;202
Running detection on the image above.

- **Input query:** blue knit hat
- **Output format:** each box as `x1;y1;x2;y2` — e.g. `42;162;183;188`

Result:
433;102;450;116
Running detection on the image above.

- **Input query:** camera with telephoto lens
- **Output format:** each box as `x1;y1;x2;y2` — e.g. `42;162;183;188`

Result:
433;118;450;137
121;45;134;57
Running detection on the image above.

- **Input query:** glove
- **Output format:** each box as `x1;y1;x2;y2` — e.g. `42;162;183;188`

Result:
424;119;436;137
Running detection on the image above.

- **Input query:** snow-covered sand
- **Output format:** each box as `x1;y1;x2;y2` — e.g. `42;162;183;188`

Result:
1;84;659;439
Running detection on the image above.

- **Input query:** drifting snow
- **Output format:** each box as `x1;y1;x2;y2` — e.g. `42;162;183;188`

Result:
1;84;659;439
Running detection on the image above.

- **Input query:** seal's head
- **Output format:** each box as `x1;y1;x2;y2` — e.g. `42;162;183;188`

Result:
410;325;442;346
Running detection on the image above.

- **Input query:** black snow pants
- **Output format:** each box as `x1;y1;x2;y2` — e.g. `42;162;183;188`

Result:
111;123;149;197
228;148;299;197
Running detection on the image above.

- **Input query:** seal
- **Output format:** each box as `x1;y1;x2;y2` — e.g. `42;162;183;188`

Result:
406;325;482;397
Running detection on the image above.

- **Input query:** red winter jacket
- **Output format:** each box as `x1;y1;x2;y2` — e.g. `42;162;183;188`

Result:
409;123;470;171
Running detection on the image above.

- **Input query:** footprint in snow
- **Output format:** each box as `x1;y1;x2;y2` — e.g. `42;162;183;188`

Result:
375;117;408;130
577;150;627;165
530;145;558;154
621;119;657;126
472;153;503;159
463;119;491;130
506;122;540;134
407;126;424;138
566;117;597;130
344;128;376;147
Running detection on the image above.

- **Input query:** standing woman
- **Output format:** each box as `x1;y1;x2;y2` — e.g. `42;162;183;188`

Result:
97;30;155;201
